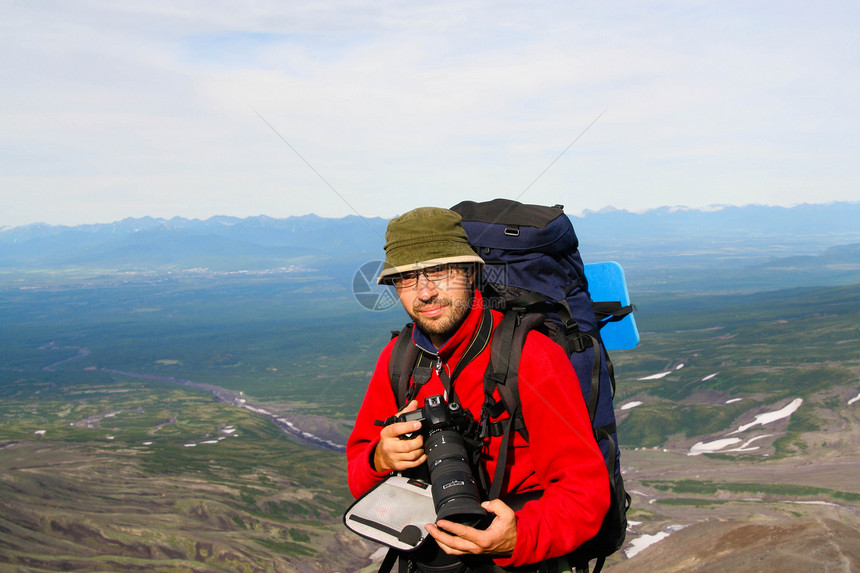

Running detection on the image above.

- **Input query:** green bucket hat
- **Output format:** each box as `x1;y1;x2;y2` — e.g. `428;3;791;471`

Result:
378;207;484;285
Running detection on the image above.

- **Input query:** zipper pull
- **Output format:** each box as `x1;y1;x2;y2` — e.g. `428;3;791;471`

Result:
435;355;443;374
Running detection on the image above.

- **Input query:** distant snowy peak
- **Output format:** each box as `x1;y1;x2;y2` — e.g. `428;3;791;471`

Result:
577;203;729;217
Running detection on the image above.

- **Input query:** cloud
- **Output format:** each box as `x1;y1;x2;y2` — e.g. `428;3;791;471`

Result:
1;1;858;225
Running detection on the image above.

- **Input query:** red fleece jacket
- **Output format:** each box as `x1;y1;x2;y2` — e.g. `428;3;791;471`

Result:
347;291;609;568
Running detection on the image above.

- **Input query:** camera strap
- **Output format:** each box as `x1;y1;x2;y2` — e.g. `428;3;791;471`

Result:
439;306;494;405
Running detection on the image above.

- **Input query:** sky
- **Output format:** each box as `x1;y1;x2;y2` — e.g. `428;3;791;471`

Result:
2;1;858;227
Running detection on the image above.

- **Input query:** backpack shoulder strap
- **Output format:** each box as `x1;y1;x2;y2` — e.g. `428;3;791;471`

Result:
388;324;425;408
482;308;546;442
482;308;545;499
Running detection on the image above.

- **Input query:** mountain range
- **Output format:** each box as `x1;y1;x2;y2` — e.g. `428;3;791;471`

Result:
2;202;860;275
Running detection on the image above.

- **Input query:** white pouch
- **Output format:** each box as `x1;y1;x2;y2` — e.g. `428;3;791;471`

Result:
343;475;437;551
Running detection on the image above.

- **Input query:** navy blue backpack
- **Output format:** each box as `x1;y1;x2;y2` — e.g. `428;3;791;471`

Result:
450;199;631;573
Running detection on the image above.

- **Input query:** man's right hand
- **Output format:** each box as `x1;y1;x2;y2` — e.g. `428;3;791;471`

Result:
373;400;427;473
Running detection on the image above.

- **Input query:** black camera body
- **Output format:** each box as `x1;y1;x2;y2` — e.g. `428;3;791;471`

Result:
391;395;488;525
395;394;470;439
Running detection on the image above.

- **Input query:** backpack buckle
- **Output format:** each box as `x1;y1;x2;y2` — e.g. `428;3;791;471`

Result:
489;372;507;386
569;333;594;353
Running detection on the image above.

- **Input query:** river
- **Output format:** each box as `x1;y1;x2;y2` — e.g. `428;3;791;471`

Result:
100;368;346;452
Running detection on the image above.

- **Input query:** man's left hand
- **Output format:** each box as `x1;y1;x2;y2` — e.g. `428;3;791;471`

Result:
425;499;517;558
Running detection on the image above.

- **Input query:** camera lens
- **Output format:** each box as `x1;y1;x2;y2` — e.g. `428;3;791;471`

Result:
425;429;486;524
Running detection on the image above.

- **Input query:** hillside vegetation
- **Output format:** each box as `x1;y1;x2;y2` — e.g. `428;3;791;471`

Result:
615;284;860;454
2;205;859;571
0;373;368;572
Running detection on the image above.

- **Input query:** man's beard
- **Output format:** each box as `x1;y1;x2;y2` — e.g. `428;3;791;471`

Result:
409;293;472;345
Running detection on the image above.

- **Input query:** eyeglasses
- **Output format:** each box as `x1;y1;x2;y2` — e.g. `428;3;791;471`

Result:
392;264;462;290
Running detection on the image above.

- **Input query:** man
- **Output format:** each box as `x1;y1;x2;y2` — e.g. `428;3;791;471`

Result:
347;207;609;570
